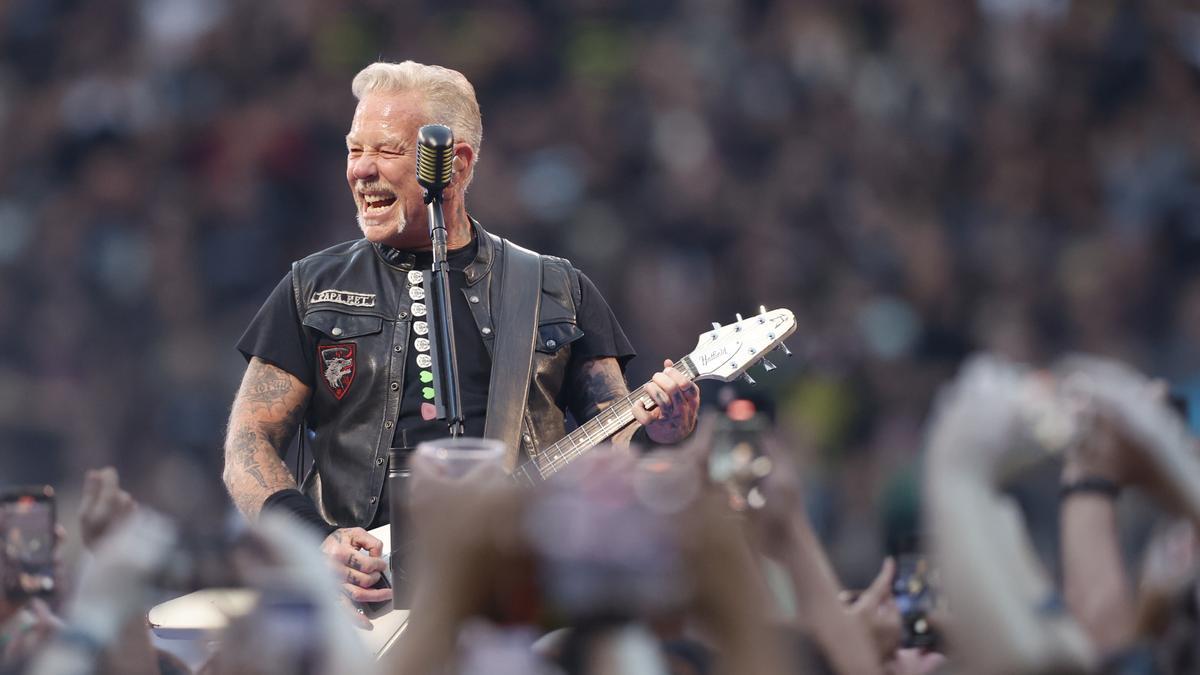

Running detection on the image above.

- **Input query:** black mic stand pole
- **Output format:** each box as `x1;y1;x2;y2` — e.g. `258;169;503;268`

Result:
424;187;465;438
391;126;461;609
390;193;464;611
392;193;466;605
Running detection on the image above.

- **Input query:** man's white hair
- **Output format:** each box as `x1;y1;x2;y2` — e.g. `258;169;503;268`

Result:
351;61;483;183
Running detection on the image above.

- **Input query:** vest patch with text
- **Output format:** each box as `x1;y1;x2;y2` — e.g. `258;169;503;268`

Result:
310;289;376;308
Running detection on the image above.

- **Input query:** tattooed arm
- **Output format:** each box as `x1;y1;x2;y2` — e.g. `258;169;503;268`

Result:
566;356;699;446
567;357;639;446
223;358;391;610
222;357;310;519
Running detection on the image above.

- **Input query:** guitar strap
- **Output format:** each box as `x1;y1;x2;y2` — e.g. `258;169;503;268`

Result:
482;237;543;469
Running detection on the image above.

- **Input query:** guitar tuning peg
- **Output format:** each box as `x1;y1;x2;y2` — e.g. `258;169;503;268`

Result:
711;322;722;330
735;313;744;322
775;342;793;357
741;372;757;386
761;358;777;372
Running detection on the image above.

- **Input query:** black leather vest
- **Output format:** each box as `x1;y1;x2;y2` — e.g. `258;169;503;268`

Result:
290;222;583;527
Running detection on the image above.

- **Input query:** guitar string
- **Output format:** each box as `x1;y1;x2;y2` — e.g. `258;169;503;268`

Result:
515;316;788;480
532;355;700;478
534;387;652;477
539;323;782;473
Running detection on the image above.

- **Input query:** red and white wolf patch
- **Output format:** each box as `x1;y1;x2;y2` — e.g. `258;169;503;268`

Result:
318;343;356;400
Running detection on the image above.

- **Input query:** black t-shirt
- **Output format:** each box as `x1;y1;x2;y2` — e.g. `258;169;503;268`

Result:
392;237;494;445
237;235;635;522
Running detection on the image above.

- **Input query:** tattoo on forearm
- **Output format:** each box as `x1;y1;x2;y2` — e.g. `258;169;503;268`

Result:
230;429;270;489
223;359;310;518
569;358;629;422
243;364;299;416
263;399;305;448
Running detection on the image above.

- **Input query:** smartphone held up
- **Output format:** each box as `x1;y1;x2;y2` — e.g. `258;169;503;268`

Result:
1;486;56;600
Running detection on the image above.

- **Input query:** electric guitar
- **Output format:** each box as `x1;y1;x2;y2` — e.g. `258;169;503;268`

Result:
148;307;797;657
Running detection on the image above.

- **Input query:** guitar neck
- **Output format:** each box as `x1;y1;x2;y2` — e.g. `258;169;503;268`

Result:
510;355;698;485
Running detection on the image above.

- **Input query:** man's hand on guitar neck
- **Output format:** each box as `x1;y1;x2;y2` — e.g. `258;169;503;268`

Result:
631;359;700;445
320;526;390;624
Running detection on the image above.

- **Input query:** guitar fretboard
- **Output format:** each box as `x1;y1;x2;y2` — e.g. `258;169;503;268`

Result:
509;355;698;485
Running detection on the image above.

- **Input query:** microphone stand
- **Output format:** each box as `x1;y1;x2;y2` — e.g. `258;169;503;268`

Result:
424;187;465;438
392;125;461;609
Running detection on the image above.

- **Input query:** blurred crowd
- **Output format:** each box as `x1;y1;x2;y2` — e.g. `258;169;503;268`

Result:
6;0;1200;570
4;353;1200;675
5;0;1200;672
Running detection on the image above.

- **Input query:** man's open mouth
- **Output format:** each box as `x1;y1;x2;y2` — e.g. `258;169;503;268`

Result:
361;192;396;214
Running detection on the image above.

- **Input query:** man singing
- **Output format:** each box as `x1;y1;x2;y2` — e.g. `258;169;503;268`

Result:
221;61;699;605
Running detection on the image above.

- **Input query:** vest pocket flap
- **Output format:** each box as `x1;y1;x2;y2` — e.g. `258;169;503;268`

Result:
303;311;384;340
536;321;584;353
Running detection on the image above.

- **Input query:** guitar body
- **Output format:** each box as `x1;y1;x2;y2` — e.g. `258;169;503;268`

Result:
148;524;406;658
148;308;796;658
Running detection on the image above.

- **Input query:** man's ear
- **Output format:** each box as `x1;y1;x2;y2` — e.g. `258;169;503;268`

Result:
452;142;475;186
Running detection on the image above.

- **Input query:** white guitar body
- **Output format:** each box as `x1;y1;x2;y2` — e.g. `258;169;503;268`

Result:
148;308;797;658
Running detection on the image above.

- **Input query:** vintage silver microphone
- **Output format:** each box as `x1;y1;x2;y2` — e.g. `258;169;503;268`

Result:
416;124;454;201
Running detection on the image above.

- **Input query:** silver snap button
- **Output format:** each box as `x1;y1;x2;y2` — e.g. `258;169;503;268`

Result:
546;339;556;348
369;496;377;503
390;382;400;391
399;311;408;319
384;421;393;429
522;434;532;445
376;457;384;465
394;345;403;352
469;295;480;304
331;327;343;336
481;327;492;335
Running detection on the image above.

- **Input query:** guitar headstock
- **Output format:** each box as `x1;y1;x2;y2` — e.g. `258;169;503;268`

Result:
686;307;797;383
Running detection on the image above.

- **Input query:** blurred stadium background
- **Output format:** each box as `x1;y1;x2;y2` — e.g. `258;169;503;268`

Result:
4;0;1200;583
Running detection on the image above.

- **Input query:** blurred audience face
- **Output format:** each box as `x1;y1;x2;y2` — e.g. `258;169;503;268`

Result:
345;92;431;249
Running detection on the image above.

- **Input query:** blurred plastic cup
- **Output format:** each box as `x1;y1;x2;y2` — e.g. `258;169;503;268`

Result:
414;437;505;479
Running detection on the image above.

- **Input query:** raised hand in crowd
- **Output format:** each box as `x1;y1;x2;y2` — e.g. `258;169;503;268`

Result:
1053;355;1200;661
79;467;136;551
385;440;791;675
382;453;535;673
646;450;789;675
844;557;902;664
1057;410;1140;654
30;506;176;675
745;432;892;675
199;512;376;675
1055;355;1200;518
924;355;1095;675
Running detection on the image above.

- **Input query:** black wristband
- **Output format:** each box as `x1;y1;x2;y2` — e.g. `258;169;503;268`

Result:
262;489;337;537
1060;476;1121;501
